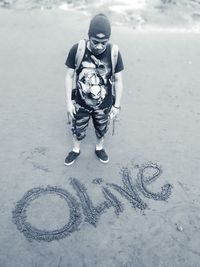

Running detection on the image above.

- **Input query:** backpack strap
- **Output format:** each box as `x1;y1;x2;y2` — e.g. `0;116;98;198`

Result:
75;39;86;71
111;44;119;77
110;44;119;100
72;40;86;100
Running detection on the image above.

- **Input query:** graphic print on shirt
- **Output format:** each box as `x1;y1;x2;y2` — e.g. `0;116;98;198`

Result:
77;54;111;107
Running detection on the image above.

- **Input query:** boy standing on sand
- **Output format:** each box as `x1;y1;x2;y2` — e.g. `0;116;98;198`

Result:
64;13;124;165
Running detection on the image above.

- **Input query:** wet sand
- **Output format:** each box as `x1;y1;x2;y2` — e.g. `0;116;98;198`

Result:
0;8;200;267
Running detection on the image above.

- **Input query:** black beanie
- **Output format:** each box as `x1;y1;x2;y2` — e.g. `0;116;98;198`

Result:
88;13;111;39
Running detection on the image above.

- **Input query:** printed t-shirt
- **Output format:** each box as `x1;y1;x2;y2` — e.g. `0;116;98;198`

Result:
65;41;124;109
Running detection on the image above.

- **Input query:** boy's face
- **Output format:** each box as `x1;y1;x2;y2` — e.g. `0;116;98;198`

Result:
89;37;109;55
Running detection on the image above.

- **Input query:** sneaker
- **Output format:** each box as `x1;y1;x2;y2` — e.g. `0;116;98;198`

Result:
95;149;109;164
64;151;80;166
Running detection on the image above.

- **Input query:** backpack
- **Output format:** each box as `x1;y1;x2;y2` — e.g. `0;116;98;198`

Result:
72;39;119;101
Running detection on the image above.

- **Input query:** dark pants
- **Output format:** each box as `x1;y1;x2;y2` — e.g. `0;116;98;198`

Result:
72;103;111;141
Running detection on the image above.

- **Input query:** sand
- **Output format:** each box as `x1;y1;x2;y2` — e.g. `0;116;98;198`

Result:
0;7;200;267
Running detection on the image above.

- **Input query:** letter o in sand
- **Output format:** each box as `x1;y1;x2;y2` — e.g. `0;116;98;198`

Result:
12;186;82;242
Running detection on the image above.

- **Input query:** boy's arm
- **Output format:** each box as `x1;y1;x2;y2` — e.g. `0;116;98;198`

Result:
65;66;76;118
109;71;123;119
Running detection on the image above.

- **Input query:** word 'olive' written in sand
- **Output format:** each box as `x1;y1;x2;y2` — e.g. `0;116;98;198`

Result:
12;163;173;242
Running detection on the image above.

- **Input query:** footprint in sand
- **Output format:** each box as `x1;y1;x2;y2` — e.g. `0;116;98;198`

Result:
20;146;50;172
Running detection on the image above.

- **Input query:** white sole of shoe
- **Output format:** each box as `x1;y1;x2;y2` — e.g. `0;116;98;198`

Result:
64;160;75;166
98;158;109;164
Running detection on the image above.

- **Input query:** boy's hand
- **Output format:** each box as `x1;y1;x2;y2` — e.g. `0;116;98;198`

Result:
109;105;120;120
67;101;76;119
